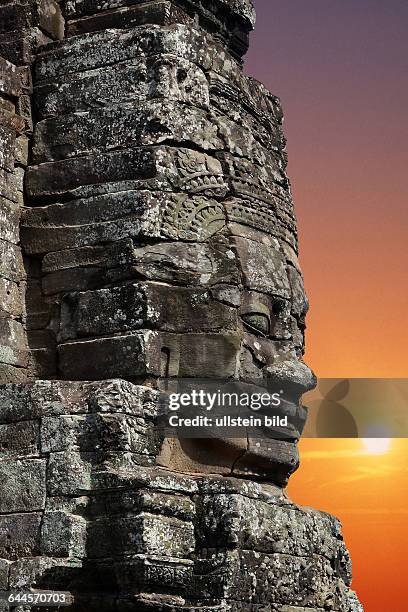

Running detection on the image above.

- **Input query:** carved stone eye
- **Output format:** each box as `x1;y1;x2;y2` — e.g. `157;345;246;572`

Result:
242;313;270;337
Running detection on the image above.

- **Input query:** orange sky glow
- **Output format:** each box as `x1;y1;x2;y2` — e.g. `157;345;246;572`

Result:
288;439;408;611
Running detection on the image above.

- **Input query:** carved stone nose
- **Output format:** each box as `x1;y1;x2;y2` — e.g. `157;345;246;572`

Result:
264;359;317;398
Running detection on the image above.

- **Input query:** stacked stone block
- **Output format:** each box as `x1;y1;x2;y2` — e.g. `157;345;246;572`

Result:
0;380;160;610
0;380;362;611
0;57;31;383
0;0;64;66
0;0;65;383
60;0;256;59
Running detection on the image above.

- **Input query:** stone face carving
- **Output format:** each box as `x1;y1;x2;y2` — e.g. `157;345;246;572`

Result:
0;0;363;609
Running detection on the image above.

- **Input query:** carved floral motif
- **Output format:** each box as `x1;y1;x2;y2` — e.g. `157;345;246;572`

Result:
161;194;226;242
176;149;228;197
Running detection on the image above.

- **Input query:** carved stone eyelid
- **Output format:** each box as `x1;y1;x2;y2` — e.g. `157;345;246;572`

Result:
241;303;271;336
240;302;271;321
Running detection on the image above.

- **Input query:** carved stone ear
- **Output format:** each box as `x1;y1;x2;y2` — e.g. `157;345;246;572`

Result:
161;194;226;242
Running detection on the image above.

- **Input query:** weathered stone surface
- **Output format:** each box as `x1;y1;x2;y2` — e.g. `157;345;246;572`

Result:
131;239;240;287
16;93;32;133
209;71;285;136
31;102;224;164
232;439;300;485
232;235;292;298
31;103;282;172
0;34;31;67
15;134;29;165
9;556;82;590
0;512;42;559
23;192;228;256
65;1;191;38
0;420;39;458
35;55;209;118
0;2;33;37
288;266;309;320
0;239;25;283
59;282;238;340
24;279;51;330
22;190;162;254
0;106;28;136
41;413;158;454
25;145;227;200
25;147;160;199
48;489;195;522
59;1;255;62
58;332;154;380
193;549;354;608
0;0;63;66
0;380;159;424
26;329;57;378
0;364;27;384
0;558;10;590
41;511;86;557
227;199;297;252
0;278;23;318
58;331;241;380
88;513;194;558
33;25;230;83
46;450;154;496
0;319;28;367
222;150;292;206
0;125;15;172
0;169;18;203
114;556;194;597
39;236;240;296
63;0;256;30
41;260;132;296
0;57;30;98
0;402;362;606
37;0;65;41
0;459;46;512
41;240;136;275
197;494;351;576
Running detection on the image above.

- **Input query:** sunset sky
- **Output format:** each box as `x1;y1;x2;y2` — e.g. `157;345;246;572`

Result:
245;1;408;609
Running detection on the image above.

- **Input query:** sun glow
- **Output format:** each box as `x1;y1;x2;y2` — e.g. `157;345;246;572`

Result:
362;438;391;455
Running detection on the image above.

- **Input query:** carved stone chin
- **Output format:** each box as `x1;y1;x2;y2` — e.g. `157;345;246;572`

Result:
0;0;363;609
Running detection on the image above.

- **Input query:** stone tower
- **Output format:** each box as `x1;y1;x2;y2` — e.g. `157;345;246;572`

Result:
0;1;363;610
